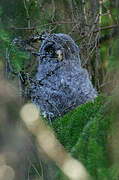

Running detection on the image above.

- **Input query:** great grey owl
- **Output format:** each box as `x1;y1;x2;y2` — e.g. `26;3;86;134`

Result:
30;33;97;121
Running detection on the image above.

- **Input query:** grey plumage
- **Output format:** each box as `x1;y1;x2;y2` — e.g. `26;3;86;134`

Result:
30;33;97;121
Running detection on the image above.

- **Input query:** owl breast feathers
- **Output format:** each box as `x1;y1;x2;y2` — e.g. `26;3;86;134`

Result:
30;33;97;121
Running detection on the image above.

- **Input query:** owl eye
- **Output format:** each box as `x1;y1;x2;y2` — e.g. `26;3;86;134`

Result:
46;48;54;54
44;44;55;56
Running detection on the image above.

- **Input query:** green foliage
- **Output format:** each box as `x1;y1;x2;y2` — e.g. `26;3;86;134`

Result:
0;8;10;56
0;11;34;77
52;96;113;179
108;37;119;71
101;15;112;27
8;44;30;72
53;97;103;151
0;6;30;74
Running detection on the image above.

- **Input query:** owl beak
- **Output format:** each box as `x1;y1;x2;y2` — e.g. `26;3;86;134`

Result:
56;50;63;61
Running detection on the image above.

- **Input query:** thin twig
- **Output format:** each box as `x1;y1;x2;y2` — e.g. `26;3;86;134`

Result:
83;32;100;66
51;0;55;21
24;0;31;28
10;21;76;31
76;24;119;42
5;48;16;79
11;26;35;30
69;0;75;21
82;0;87;25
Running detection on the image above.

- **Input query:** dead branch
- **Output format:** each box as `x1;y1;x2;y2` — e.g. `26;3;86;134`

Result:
76;24;119;42
51;0;55;22
24;0;31;28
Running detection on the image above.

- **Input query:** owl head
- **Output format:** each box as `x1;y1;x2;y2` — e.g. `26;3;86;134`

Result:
38;33;80;63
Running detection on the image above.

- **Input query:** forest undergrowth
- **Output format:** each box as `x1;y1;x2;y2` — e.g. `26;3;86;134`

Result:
0;0;119;180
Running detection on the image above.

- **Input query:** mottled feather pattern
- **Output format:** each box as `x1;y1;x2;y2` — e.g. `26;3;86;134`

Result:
30;34;97;121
